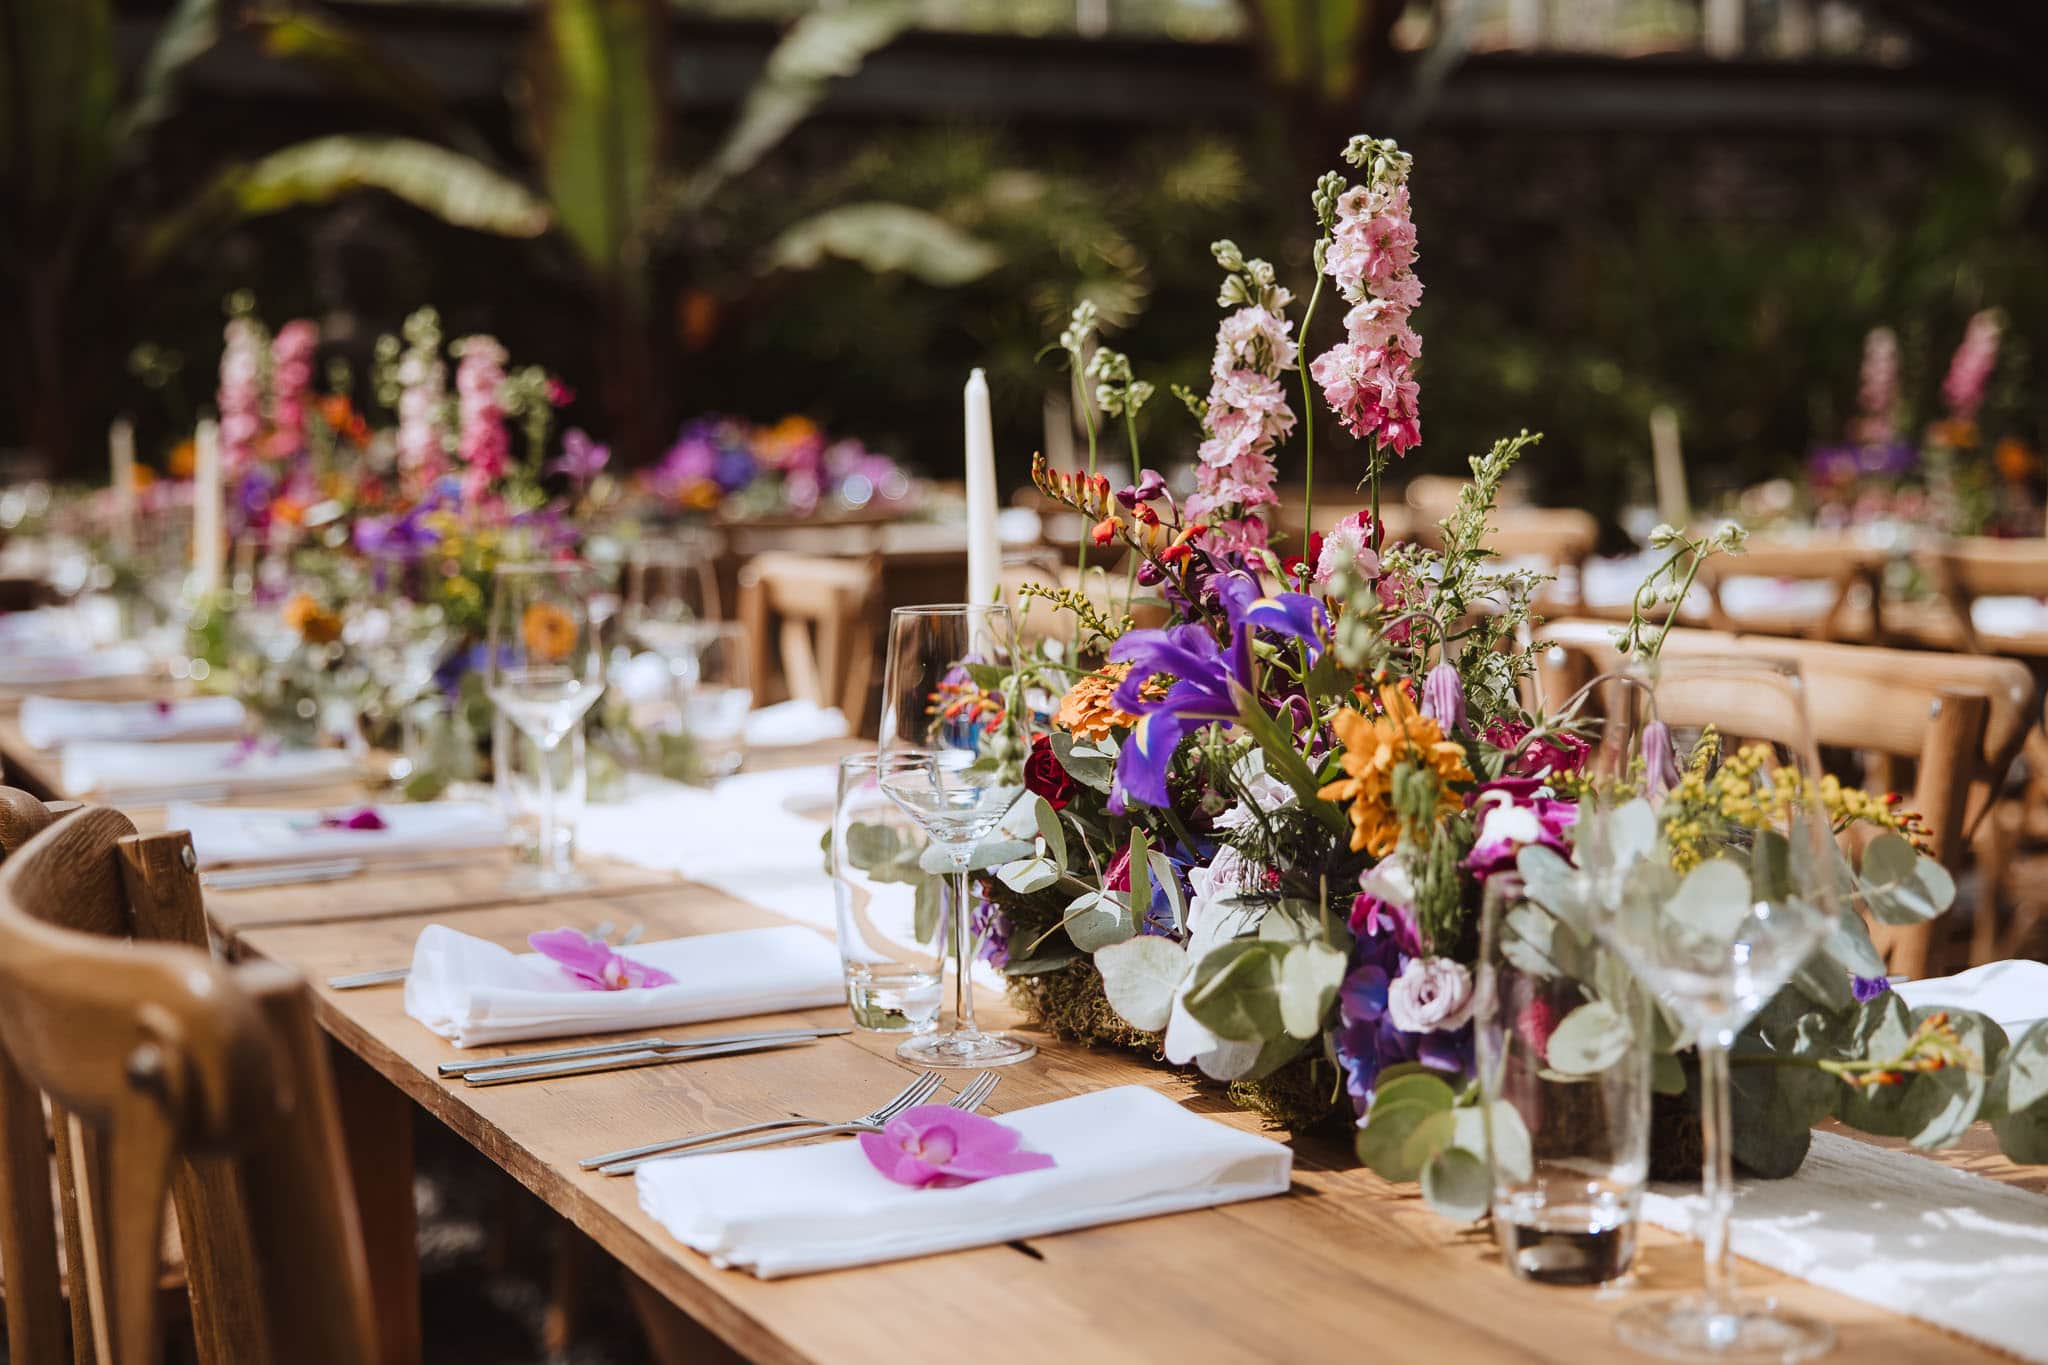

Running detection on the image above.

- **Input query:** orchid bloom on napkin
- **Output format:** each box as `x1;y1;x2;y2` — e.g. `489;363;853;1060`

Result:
319;807;389;831
527;927;676;991
858;1105;1055;1189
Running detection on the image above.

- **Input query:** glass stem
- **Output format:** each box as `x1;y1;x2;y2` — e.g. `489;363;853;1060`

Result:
1698;1028;1736;1302
952;868;980;1036
536;734;560;878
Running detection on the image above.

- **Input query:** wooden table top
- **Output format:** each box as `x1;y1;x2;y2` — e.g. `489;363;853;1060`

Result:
236;886;2037;1365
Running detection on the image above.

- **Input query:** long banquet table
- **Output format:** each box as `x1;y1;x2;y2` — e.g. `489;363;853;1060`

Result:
1;678;2043;1364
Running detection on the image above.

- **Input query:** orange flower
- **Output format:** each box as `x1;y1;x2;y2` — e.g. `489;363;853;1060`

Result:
167;438;196;479
1089;515;1122;546
1995;437;2039;482
1316;683;1473;856
1929;418;1980;451
1054;662;1161;742
281;592;342;645
271;497;305;527
320;395;371;445
521;601;578;663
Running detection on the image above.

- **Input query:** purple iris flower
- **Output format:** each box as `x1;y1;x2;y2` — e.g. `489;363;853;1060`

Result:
1104;573;1327;812
548;428;611;485
1333;931;1472;1116
1851;974;1892;1003
353;508;437;560
1116;469;1169;509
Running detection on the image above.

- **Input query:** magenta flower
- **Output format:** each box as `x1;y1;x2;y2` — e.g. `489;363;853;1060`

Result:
1312;147;1424;458
1941;310;2001;423
1419;660;1466;735
548;428;611;485
1642;720;1680;799
217;312;269;475
268;319;319;459
319;807;389;831
528;927;676;992
858;1104;1055;1188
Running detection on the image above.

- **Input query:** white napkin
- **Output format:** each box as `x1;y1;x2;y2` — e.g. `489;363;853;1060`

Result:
20;694;245;748
60;740;355;799
636;1085;1294;1278
1645;1131;2048;1363
0;642;151;687
403;922;845;1047
1972;596;2048;639
743;699;848;747
1896;960;2048;1039
169;800;509;869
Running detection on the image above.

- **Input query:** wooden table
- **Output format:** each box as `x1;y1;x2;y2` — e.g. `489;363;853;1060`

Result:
235;885;2041;1365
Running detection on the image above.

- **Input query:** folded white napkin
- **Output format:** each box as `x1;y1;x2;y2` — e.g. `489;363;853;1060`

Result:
1896;959;2048;1038
637;1085;1293;1278
1645;1131;2048;1364
60;740;355;799
169;799;508;869
1972;596;2048;638
403;922;845;1047
0;643;151;687
743;699;848;747
21;694;245;748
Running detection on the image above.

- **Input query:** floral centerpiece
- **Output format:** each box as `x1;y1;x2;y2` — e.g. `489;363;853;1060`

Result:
900;135;2048;1220
640;415;916;523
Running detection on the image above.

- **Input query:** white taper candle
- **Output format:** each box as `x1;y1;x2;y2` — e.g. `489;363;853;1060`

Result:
964;368;1000;607
192;418;224;597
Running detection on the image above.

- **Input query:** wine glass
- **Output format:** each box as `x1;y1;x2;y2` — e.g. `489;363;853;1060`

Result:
623;533;721;686
877;604;1036;1068
486;561;607;890
1575;658;1838;1362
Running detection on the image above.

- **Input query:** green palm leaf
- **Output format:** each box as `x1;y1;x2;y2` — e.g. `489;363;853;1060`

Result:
764;203;1002;287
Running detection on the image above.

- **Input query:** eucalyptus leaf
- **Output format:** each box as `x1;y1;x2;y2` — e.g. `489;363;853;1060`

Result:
1858;832;1957;925
1992;1020;2048;1162
1239;1031;1310;1082
997;856;1059;895
1484;1100;1534;1182
1371;1072;1456;1115
1729;1060;1830;1178
843;821;902;871
1094;934;1187;1032
1063;891;1137;953
1001;950;1081;976
1544;1001;1634;1075
913;877;943;946
1032;798;1068;869
1421;1147;1491;1223
1668;859;1754;944
1127;827;1152;929
1400;1108;1460;1174
1356;1100;1440;1182
1277;941;1347;1040
1147;849;1187;931
1184;939;1284;1043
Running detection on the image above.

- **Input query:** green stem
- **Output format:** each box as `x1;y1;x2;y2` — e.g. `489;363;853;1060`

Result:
1125;407;1142;602
1295;270;1326;547
1075;368;1099;582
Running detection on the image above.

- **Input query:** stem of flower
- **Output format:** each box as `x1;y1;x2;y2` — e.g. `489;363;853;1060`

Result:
1296;269;1326;542
1075;368;1100;582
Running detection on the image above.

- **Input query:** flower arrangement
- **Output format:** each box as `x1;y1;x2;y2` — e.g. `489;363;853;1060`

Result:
641;415;915;522
937;134;2048;1220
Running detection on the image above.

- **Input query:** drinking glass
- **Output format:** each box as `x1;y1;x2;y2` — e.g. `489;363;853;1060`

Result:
832;753;945;1034
682;621;752;778
496;711;586;869
1577;659;1838;1360
877;603;1035;1067
1477;872;1650;1286
623;533;722;686
485;561;606;890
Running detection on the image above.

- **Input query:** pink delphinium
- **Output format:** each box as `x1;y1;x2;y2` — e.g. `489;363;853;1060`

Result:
1852;326;1899;444
218;313;268;475
1942;310;2001;422
453;335;511;502
1310;143;1423;457
1312;509;1381;589
266;320;319;460
1185;245;1298;554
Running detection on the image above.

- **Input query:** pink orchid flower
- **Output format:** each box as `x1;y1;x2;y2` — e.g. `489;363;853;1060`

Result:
858;1105;1055;1189
527;927;676;992
319;807;389;831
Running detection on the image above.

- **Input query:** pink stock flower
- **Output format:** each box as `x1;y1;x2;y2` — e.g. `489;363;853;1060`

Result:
1942;310;2001;422
395;325;448;494
454;336;511;501
528;927;676;992
1312;510;1381;589
858;1104;1056;1189
268;320;319;459
1312;157;1424;458
218;314;268;474
1853;326;1899;444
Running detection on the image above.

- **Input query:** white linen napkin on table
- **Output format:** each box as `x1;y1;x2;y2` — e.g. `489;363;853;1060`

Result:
742;699;848;747
0;642;151;687
1644;1131;2048;1363
59;740;355;799
168;800;509;868
636;1085;1294;1278
20;694;245;748
1896;959;2048;1039
403;922;845;1047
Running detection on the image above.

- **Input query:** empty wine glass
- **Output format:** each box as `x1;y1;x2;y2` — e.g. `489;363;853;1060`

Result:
877;603;1035;1068
1576;658;1838;1362
486;561;606;890
623;533;721;686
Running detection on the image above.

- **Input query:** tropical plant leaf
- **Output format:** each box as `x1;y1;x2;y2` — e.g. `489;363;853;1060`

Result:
10;0;120;205
114;0;220;149
764;203;1002;287
684;1;910;207
530;0;664;284
143;135;550;267
244;10;494;159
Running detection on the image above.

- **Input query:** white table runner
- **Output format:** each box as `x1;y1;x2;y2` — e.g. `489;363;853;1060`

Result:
1645;1132;2048;1362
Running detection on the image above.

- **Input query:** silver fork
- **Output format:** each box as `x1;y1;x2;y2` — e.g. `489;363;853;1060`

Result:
597;1071;998;1176
585;1071;943;1174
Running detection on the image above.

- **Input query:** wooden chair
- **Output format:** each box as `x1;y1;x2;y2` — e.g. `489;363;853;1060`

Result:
1917;538;2048;656
1531;621;2038;978
737;552;882;735
0;807;378;1365
1692;536;1891;643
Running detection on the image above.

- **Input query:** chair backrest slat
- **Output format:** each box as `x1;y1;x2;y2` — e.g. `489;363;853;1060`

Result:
739;552;883;733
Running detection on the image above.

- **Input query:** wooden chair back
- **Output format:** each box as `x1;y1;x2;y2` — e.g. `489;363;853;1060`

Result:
1692;536;1889;643
1919;538;2048;654
0;808;377;1365
738;552;882;735
1532;622;2039;976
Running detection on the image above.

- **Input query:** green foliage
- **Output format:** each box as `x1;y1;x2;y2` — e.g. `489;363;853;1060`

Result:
765;203;1003;286
532;0;664;287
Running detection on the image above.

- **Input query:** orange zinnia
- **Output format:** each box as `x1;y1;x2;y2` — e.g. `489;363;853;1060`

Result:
1055;662;1161;742
281;592;342;645
521;602;578;663
1316;683;1473;856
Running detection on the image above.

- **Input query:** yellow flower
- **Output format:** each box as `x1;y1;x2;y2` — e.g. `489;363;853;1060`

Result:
521;601;578;663
1317;684;1473;856
1054;662;1159;742
281;592;342;645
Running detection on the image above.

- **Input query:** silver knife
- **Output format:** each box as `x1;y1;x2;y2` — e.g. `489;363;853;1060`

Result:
461;1034;825;1086
436;1027;848;1076
326;966;412;990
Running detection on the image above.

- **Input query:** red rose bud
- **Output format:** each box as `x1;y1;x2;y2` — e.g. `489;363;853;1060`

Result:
1022;734;1075;811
